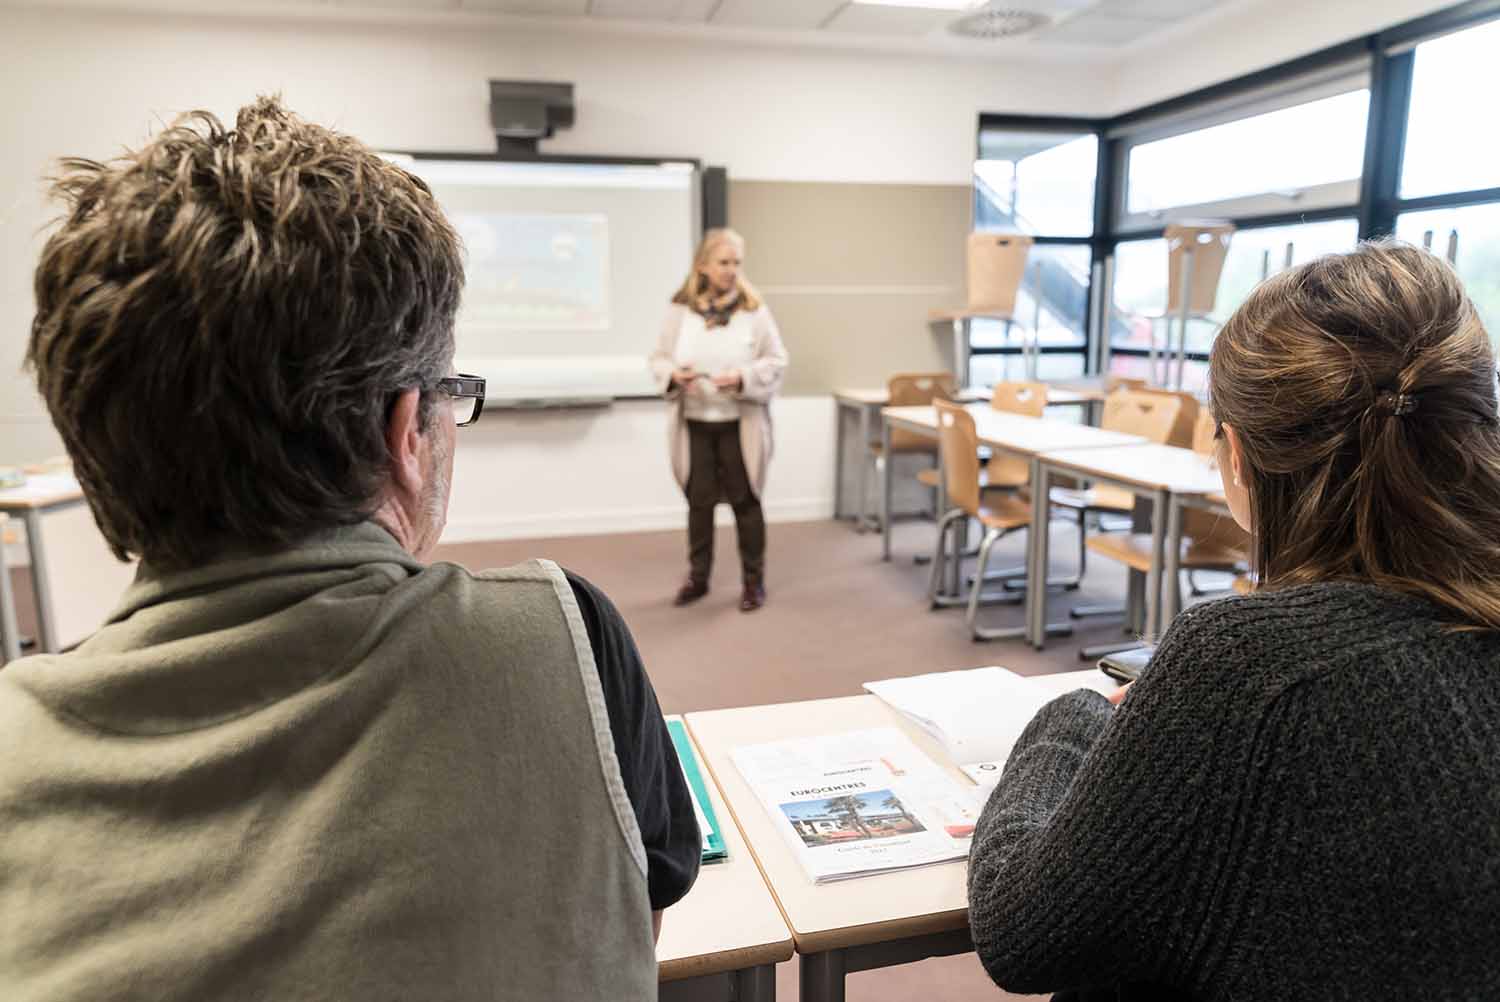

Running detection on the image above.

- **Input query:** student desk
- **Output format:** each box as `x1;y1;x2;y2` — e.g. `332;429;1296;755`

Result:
833;386;1102;529
1027;445;1224;649
878;404;1145;563
0;513;16;662
685;669;1118;1002
0;474;89;654
658;715;794;1002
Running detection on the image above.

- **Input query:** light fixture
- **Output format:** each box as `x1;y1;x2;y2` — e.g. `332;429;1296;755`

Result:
850;0;988;10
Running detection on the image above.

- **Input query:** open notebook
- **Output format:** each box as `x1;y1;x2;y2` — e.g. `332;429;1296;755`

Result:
862;667;1070;790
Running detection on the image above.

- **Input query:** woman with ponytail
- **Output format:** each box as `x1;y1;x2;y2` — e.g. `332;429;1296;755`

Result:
967;241;1500;1001
650;229;787;612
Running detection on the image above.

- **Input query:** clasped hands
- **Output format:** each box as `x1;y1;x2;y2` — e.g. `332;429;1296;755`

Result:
671;366;741;394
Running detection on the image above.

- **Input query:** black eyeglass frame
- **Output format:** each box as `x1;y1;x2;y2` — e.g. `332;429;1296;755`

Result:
436;373;486;427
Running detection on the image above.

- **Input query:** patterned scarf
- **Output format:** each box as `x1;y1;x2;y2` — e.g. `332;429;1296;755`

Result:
691;286;742;328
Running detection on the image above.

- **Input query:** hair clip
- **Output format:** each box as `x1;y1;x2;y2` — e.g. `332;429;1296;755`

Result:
1375;391;1417;417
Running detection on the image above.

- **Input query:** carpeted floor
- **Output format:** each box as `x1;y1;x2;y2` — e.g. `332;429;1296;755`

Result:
434;514;1161;1002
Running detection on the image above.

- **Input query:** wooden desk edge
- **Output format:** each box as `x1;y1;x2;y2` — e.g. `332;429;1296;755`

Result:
0;492;85;511
658;938;795;982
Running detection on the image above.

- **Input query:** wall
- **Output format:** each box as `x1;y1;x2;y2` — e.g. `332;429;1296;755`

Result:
0;4;1109;542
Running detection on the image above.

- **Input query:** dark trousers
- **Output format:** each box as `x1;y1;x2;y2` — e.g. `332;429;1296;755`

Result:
685;420;765;585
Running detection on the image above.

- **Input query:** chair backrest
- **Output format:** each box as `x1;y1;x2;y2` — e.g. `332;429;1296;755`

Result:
986;381;1047;486
1132;387;1200;448
1104;375;1147;394
1191;407;1217;456
935;399;982;516
1100;389;1185;445
1164;221;1234;315
966;232;1033;316
888;372;956;452
989;380;1047;418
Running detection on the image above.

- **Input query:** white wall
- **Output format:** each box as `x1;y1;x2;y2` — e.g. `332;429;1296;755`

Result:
0;5;1109;542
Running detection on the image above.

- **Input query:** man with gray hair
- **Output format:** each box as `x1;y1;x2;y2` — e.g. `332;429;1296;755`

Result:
2;96;698;1001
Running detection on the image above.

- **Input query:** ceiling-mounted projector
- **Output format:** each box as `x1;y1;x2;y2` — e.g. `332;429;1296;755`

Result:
488;80;574;156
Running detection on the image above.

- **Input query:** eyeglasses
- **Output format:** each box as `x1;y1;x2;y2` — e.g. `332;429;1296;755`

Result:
435;373;486;427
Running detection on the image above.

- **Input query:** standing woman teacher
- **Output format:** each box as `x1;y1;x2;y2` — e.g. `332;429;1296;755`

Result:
651;228;788;612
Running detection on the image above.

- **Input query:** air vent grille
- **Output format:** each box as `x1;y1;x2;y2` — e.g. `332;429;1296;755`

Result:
949;6;1051;40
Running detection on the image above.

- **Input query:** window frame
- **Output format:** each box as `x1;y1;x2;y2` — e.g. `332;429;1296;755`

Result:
974;0;1500;379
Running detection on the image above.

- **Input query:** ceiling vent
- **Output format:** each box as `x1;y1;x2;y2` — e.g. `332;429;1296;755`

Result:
949;6;1051;40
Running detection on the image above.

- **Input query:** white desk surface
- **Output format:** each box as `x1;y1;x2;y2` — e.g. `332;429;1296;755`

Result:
1040;443;1225;495
657;716;794;981
684;670;1118;956
836;386;1099;407
0;473;84;511
883;404;1146;457
834;387;987;406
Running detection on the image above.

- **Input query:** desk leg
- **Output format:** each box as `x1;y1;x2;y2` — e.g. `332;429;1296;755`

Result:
0;529;18;663
834;401;849;521
1145;488;1168;640
1162;493;1185;629
732;964;776;1002
855;405;873;532
1027;461;1051;648
800;949;846;1002
25;510;58;653
880;415;893;561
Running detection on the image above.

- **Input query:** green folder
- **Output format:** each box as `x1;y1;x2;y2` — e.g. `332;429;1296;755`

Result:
667;719;728;864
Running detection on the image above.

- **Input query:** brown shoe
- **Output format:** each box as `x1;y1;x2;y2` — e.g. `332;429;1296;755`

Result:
674;577;709;606
739;581;766;613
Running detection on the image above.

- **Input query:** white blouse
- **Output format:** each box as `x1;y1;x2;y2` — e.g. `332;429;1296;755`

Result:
673;309;757;422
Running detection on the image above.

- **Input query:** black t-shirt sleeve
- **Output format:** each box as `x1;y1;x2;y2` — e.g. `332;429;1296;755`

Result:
565;570;701;910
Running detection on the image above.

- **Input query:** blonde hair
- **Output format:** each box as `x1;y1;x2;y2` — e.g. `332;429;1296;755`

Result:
1209;240;1500;628
671;227;762;311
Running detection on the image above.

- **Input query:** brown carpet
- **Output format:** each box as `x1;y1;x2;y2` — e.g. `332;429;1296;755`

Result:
435;516;1157;1002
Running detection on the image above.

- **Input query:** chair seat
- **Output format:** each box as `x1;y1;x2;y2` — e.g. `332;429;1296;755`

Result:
918;468;1025;491
1085;532;1248;574
974;494;1032;532
1046;485;1137;514
1232;575;1255;595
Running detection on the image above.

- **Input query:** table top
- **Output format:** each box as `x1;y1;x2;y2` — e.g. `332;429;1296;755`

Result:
657;716;794;981
883;404;1146;457
0;473;85;511
1039;443;1225;495
684;670;1118;956
927;307;1014;322
836;385;1102;407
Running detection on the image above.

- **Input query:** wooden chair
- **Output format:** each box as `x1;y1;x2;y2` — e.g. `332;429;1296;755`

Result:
927;400;1036;640
1083;407;1250;615
1049;389;1188;554
862;371;957;527
915;380;1046;496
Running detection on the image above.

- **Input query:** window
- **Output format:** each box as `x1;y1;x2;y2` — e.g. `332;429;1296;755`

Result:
1395;204;1500;341
975;130;1097;238
1400;18;1500;199
971;122;1099;386
1119;86;1369;231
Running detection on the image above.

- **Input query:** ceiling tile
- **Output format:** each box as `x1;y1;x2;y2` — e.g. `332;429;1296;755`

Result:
1033;12;1165;45
460;0;588;13
822;4;952;36
711;0;845;30
1099;0;1225;19
590;0;718;19
341;0;459;9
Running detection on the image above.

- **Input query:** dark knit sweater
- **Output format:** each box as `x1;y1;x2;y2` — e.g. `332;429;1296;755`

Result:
968;582;1500;1001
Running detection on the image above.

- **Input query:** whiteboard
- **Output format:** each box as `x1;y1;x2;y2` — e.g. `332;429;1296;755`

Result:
387;156;699;401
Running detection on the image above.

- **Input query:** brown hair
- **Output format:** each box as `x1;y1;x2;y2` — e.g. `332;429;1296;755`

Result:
670;227;762;312
29;96;464;569
1209;240;1500;628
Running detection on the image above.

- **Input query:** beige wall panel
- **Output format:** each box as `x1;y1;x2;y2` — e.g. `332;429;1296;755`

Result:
729;181;972;394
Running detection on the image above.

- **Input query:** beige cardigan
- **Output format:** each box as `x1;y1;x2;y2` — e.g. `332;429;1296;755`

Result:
649;303;789;499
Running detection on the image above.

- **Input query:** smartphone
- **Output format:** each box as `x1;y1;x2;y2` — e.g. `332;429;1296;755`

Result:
1098;645;1154;684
